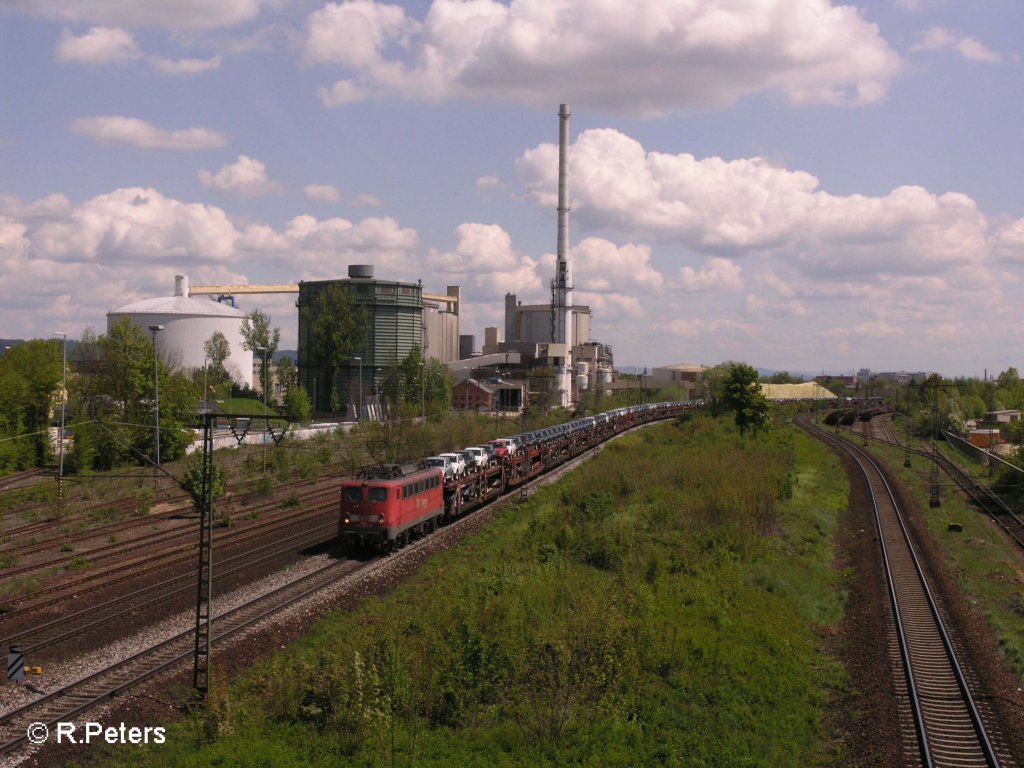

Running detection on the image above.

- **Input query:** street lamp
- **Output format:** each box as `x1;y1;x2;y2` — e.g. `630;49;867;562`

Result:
53;332;67;508
353;356;362;422
256;346;268;473
148;325;163;477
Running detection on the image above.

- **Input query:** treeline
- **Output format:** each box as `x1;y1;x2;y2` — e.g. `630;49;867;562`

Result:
0;320;199;474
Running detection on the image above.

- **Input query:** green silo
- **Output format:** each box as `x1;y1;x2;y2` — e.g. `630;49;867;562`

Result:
297;266;423;416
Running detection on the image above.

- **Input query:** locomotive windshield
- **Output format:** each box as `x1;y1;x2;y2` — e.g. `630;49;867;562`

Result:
342;487;362;502
368;487;388;502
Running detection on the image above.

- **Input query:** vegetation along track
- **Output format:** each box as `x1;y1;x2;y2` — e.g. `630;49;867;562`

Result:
852;415;1024;550
0;448;577;761
803;416;1009;767
0;407;680;762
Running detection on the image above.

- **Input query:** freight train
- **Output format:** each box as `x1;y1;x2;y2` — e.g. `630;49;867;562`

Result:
339;400;698;551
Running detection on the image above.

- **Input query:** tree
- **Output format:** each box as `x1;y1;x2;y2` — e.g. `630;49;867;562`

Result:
424;358;453;416
722;363;771;436
203;331;231;383
699;363;731;417
300;285;369;413
284;386;312;423
240;309;281;392
76;319;194;470
765;370;802;384
0;340;62;471
398;345;425;408
276;356;297;400
527;366;559;414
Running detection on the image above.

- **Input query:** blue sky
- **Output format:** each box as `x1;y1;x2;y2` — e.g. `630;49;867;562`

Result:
2;0;1022;377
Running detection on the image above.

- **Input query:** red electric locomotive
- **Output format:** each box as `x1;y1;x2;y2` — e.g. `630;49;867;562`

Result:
339;463;445;551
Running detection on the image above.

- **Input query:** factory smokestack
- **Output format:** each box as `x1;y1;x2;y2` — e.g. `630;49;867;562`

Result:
552;104;574;407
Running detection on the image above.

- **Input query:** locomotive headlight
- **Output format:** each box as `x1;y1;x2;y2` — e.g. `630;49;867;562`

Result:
377;514;384;524
343;516;350;524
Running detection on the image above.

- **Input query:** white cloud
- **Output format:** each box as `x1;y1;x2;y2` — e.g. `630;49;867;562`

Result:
148;55;223;74
56;26;139;64
13;0;265;30
517;128;991;281
352;193;384;208
572;238;663;294
912;26;1001;62
304;184;343;204
477;175;504;191
72;116;228;150
0;188;430;345
319;80;368;107
283;213;419;278
427;223;543;300
55;27;224;74
305;0;902;115
745;293;808;319
25;188;238;264
675;257;743;292
198;155;283;197
956;37;1001;63
993;218;1024;261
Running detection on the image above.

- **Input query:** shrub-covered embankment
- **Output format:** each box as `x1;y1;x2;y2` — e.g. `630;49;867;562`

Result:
118;415;850;767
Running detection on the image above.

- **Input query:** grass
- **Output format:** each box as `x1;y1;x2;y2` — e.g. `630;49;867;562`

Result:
103;415;852;768
216;397;284;419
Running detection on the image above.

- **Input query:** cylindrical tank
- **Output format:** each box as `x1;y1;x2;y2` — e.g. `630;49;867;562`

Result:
107;275;253;387
576;374;589;390
600;368;613;385
348;264;374;279
575;361;589;377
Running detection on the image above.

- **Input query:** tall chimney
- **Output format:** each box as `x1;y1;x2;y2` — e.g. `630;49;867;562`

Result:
553;104;574;407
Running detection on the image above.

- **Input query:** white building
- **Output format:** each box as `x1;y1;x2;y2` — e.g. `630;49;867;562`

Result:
107;275;252;387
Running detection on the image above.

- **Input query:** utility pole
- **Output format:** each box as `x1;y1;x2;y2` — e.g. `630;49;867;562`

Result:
257;346;268;473
53;332;67;516
148;325;163;483
193;412;215;694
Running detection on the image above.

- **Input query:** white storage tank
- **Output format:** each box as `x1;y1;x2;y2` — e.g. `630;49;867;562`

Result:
576;374;589;390
575;361;589;377
107;275;253;387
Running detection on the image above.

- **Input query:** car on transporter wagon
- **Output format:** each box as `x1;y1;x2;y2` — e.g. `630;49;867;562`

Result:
339;463;445;551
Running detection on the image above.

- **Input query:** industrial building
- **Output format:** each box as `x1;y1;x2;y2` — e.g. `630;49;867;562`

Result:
107;275;253;388
182;266;458;417
503;293;591;349
296;265;459;416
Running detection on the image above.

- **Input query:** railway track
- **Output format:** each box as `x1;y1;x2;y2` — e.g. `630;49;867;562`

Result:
804;417;1009;767
0;484;341;591
0;405;691;762
0;517;338;657
0;469;49;493
0;555;366;757
848;415;1024;550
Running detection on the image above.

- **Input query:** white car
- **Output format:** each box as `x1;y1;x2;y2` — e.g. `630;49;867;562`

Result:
462;447;488;470
424;455;454;481
439;452;466;478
